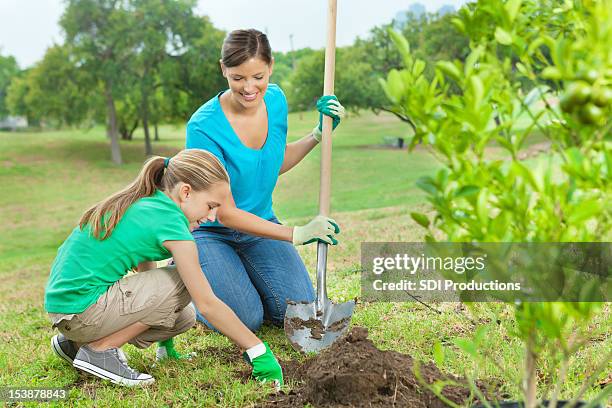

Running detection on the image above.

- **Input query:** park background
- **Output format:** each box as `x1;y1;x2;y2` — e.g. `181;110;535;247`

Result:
0;0;610;407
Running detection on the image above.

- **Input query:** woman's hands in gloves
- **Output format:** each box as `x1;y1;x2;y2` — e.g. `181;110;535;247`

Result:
243;342;283;391
312;95;346;142
292;215;340;246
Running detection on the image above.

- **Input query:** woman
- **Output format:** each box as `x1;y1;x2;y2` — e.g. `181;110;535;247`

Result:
186;29;345;331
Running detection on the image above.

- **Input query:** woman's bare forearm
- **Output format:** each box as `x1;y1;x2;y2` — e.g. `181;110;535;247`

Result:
279;133;319;174
218;207;293;241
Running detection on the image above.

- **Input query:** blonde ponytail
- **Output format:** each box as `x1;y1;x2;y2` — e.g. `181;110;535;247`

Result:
79;149;228;240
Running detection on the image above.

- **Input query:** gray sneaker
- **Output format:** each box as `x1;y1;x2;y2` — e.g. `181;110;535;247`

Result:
73;345;155;387
51;333;78;364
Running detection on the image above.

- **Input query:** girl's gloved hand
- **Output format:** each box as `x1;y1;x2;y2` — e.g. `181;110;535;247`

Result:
243;342;283;391
312;95;346;142
156;337;196;361
292;215;340;246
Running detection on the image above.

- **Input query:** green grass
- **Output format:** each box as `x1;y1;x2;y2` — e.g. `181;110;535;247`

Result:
0;111;609;407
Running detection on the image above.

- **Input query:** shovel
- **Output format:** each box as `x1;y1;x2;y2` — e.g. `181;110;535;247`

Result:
284;0;355;354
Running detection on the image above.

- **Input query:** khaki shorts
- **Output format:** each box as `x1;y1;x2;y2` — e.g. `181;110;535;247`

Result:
52;267;195;348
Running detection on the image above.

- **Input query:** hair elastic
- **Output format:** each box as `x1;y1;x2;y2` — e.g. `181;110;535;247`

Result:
163;157;171;169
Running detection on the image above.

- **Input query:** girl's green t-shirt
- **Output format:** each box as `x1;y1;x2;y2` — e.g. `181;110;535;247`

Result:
44;190;194;314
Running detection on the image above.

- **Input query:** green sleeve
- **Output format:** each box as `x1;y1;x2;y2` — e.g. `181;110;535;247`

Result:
154;211;194;248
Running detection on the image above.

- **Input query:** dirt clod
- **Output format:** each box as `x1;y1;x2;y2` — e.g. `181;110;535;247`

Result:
261;326;484;407
285;317;325;340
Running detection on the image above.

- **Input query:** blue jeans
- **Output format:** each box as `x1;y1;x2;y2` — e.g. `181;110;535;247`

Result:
191;218;315;332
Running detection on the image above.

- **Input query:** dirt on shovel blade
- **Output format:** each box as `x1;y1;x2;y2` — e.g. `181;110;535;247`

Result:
261;327;487;408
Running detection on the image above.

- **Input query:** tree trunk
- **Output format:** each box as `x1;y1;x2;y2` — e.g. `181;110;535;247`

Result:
104;81;122;165
524;328;537;408
154;123;159;141
141;89;152;156
128;119;138;140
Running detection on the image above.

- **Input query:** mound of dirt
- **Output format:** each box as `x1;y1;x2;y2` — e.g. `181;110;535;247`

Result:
261;327;482;407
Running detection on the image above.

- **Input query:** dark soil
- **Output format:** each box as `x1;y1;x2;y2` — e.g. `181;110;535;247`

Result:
285;317;325;340
258;327;485;407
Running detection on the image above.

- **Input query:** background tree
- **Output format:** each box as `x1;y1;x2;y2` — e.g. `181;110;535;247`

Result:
129;0;201;155
60;0;137;164
0;53;20;119
21;45;95;127
6;72;40;127
158;14;226;125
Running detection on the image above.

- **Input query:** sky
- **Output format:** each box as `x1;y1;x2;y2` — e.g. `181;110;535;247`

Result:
0;0;466;69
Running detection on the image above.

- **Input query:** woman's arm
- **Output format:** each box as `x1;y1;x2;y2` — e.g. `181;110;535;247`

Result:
216;191;293;241
219;206;294;241
279;133;319;175
163;240;261;350
279;96;346;175
216;191;340;245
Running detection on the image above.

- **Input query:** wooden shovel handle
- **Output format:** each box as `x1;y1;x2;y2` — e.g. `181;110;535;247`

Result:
319;0;337;217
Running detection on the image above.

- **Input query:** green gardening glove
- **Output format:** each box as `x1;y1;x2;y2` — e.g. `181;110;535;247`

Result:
312;95;346;142
242;342;283;391
292;215;341;246
156;338;196;361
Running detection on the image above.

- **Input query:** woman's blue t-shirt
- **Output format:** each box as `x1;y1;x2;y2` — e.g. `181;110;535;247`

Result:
186;84;287;227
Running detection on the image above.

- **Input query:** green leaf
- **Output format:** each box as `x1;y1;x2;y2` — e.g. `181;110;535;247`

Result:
469;75;485;111
416;176;438;196
383;69;406;103
505;0;522;23
580;279;603;302
553;38;571;74
455;185;480;198
465;45;484;76
567;199;602;223
436;61;462;83
411;212;430;228
433;341;445;366
412;60;426;77
495;27;513;45
510;161;538;190
476;188;489;224
387;28;411;62
453;338;478;358
451;17;465;33
541;66;562;80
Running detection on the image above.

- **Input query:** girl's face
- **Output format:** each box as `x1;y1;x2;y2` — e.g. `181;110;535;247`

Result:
221;57;274;109
174;182;229;225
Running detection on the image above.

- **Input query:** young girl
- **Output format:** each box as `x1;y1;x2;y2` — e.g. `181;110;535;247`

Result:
44;149;283;388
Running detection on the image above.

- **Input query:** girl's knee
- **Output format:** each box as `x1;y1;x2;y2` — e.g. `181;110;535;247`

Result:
175;304;196;333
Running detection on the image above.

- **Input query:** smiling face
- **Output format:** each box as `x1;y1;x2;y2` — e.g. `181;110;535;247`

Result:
170;181;229;225
221;57;274;110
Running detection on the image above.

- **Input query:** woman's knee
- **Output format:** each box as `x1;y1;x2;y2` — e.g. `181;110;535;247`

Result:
242;309;264;332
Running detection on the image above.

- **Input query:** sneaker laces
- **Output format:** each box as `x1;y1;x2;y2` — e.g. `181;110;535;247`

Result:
114;348;140;377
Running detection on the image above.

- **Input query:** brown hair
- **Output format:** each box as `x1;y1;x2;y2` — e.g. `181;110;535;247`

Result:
221;29;272;67
79;149;228;240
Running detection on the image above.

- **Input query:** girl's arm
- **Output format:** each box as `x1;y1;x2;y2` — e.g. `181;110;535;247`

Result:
163;240;261;350
278;133;319;175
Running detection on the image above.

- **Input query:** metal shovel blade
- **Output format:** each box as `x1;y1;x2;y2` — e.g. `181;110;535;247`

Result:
284;243;355;353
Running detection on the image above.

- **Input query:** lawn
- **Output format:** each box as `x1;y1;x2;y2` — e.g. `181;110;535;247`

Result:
0;110;609;407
